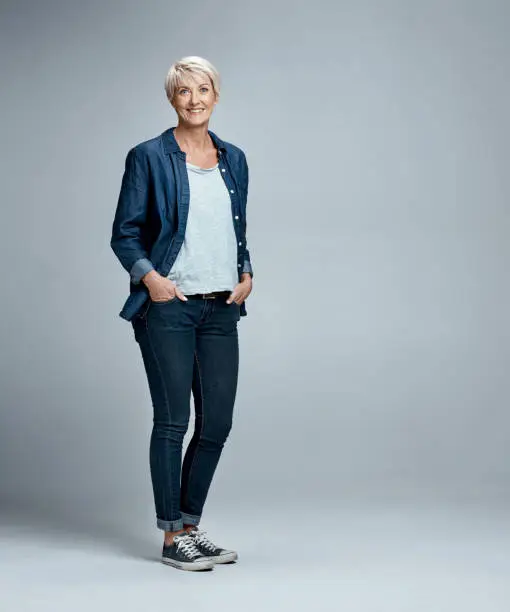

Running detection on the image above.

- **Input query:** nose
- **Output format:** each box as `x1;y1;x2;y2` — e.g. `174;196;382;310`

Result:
190;89;199;105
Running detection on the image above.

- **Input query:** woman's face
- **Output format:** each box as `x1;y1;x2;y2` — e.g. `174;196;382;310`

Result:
171;73;218;127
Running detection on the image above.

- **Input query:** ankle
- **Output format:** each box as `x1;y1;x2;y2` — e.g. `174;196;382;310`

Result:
164;528;186;546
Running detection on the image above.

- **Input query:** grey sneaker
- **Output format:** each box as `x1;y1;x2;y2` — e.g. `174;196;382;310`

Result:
187;528;238;564
161;532;215;571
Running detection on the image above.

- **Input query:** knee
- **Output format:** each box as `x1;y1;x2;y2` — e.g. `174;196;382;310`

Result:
153;419;189;443
204;418;233;447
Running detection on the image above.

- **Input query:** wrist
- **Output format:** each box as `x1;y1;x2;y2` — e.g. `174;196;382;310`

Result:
142;269;160;286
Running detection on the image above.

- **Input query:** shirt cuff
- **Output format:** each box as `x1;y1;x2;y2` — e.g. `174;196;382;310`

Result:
241;260;253;278
130;257;155;284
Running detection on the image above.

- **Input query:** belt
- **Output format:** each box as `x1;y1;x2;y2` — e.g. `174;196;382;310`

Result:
184;290;231;300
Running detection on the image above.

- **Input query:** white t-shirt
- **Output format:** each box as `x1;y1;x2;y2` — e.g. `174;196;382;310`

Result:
167;161;238;294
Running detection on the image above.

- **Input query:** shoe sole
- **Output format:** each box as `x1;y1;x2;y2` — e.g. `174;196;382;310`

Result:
206;551;238;564
161;557;215;571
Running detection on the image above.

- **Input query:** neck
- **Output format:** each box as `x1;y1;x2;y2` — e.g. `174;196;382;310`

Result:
173;123;212;153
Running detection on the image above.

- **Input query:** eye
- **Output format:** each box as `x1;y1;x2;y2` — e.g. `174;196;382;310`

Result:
200;87;209;93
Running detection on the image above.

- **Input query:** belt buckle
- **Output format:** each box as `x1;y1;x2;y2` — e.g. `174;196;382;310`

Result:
203;293;215;300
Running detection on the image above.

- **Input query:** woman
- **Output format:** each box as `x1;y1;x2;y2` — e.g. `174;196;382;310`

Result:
110;56;253;571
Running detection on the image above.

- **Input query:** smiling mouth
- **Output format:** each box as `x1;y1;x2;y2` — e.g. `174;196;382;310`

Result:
188;109;205;113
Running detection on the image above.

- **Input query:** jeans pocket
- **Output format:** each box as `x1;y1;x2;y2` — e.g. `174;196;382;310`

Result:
226;300;241;321
151;296;179;305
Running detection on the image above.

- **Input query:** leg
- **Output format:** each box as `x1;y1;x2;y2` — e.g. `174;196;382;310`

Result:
133;300;197;533
180;298;240;524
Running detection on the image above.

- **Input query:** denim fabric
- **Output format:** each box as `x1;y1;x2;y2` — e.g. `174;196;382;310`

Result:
132;294;240;532
110;126;253;322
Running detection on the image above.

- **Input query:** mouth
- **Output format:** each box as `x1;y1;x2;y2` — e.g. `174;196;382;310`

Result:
188;108;205;114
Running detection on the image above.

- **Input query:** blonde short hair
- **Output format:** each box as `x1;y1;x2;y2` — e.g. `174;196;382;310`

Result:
164;56;220;103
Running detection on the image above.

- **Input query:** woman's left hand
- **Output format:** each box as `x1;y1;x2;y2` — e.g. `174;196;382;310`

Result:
226;274;252;305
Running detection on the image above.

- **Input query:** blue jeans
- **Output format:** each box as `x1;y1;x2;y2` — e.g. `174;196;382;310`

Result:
132;293;240;532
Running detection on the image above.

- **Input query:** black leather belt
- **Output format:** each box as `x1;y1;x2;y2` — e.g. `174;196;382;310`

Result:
184;290;231;300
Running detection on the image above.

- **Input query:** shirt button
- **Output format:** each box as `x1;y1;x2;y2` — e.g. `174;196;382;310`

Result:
230;189;234;193
238;241;242;245
234;215;239;219
221;168;226;173
238;264;241;267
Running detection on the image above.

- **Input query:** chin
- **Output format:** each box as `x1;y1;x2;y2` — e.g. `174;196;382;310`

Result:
184;116;209;127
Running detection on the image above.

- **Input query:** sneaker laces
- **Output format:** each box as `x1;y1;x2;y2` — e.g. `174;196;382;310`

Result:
191;529;217;553
173;532;203;559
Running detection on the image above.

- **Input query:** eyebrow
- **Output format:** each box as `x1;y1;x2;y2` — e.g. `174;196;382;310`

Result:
178;83;210;88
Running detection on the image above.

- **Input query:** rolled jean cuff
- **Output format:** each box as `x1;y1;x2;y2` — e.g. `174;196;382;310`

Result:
180;511;201;526
157;516;183;532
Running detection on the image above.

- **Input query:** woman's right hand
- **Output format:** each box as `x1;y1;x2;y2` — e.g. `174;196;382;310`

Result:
141;270;188;302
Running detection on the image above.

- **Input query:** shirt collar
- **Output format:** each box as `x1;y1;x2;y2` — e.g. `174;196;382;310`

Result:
162;126;226;155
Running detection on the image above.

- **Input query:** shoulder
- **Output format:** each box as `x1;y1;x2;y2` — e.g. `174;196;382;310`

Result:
211;132;248;166
223;140;246;160
123;133;166;173
222;140;249;182
129;133;163;157
216;135;249;188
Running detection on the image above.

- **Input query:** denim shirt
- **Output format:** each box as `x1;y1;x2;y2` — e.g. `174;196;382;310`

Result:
110;126;253;322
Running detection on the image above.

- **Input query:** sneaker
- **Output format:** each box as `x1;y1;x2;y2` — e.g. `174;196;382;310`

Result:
161;532;215;571
187;528;238;564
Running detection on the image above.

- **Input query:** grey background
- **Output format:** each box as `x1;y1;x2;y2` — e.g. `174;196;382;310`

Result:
1;0;509;610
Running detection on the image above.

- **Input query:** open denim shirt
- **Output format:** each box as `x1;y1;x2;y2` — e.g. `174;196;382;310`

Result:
110;126;253;322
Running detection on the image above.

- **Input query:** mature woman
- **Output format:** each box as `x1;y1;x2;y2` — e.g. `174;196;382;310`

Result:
110;56;253;571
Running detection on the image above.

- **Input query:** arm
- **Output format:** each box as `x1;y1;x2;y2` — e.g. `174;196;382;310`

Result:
240;151;253;279
110;147;155;284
